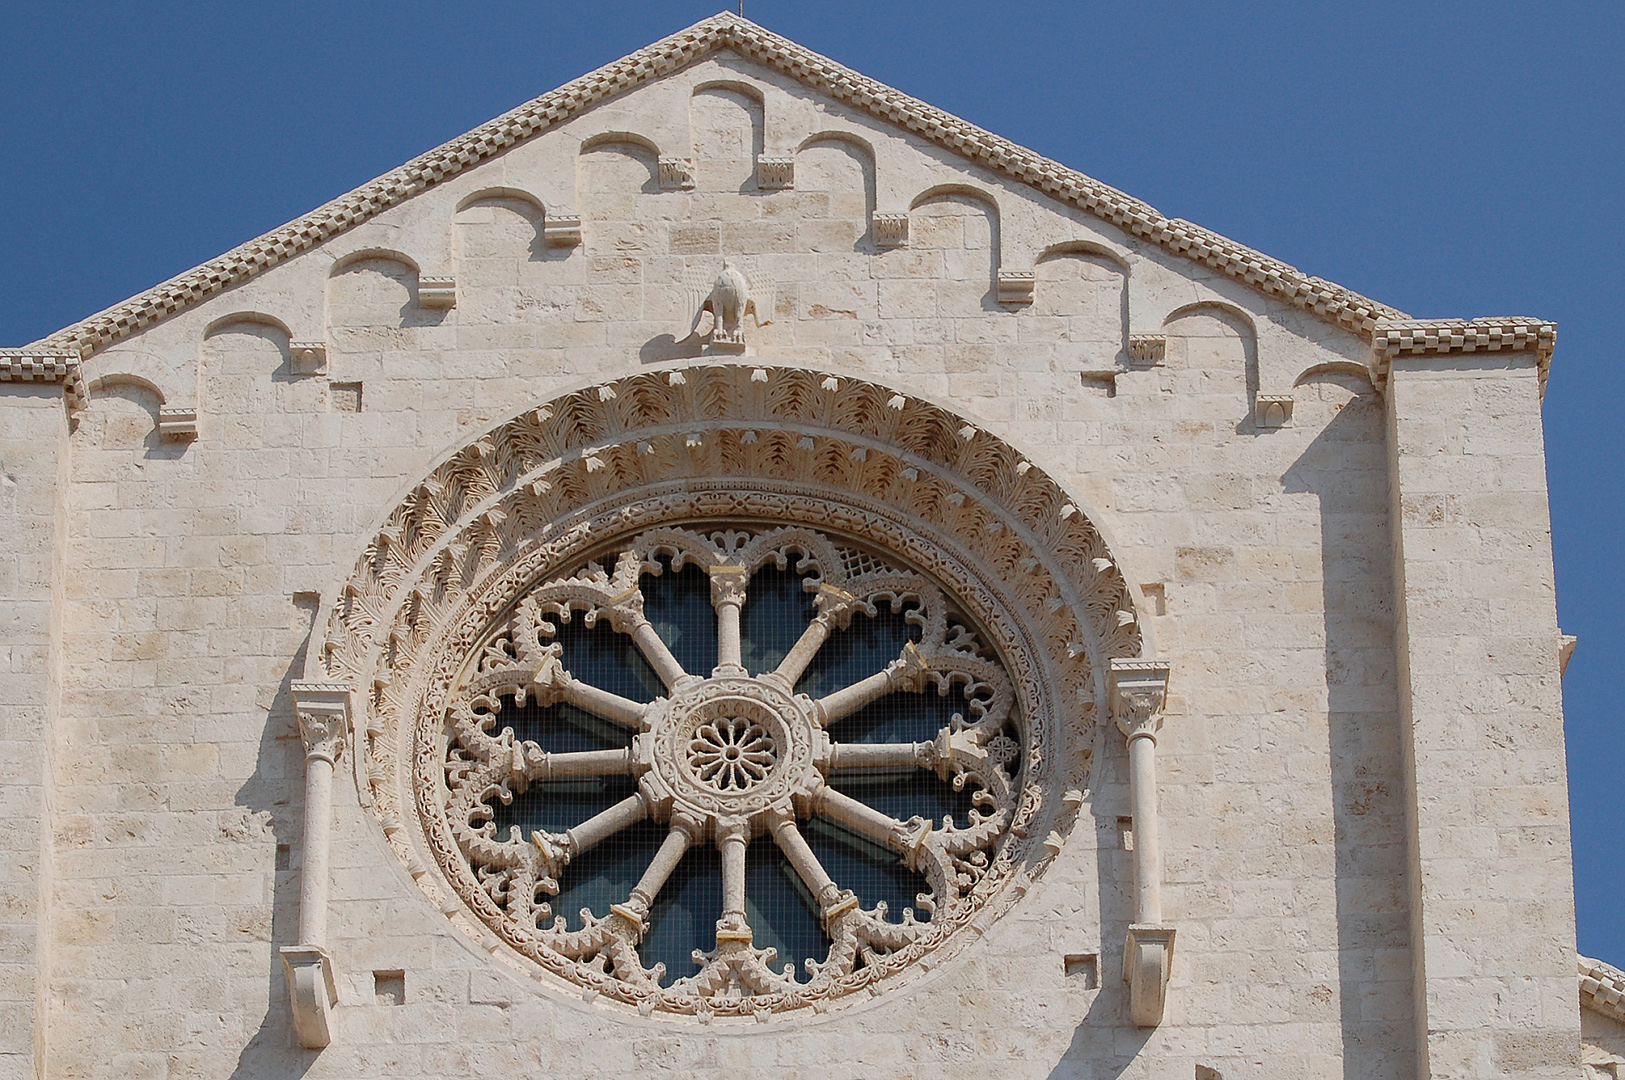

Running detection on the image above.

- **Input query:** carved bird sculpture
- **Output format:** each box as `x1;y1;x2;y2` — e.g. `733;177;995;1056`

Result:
683;261;770;349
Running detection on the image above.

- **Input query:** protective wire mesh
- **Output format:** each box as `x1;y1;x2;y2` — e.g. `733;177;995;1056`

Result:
485;552;984;984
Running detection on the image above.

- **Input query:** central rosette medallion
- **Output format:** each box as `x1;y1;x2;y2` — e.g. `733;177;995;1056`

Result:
643;675;820;827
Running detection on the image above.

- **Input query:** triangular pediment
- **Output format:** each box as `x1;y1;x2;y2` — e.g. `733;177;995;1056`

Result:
29;11;1428;361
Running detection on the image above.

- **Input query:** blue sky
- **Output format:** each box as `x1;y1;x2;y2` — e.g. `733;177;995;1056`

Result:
5;1;1620;959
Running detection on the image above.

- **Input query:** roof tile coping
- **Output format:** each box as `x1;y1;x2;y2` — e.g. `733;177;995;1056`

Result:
1582;955;1625;1024
23;12;1552;385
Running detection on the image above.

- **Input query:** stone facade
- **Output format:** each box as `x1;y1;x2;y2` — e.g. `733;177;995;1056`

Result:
0;13;1596;1080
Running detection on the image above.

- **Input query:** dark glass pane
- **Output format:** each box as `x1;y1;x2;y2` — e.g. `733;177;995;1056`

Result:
827;769;977;832
494;697;633;754
825;688;961;746
741;566;817;676
546;816;665;938
804;814;931;923
796;605;920;699
643;841;722;984
643;562;717;677
491;773;638;843
551;619;663;703
744;838;823;981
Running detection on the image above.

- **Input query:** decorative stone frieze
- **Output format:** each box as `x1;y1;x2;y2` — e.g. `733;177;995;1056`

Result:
755;155;794;189
996;270;1036;305
872;212;909;247
290;342;327;376
418;276;457;308
1127;334;1165;367
157;406;198;442
542;213;582;247
1253;394;1294;429
659;156;696;190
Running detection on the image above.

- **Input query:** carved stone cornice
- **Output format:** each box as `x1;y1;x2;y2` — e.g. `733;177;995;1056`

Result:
291;681;351;764
0;350;86;413
1372;317;1558;394
1109;659;1170;744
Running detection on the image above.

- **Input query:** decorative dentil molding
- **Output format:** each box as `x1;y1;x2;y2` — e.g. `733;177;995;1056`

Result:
25;13;1457;367
1581;954;1625;1024
1126;334;1165;367
1372;317;1558;393
756;155;794;189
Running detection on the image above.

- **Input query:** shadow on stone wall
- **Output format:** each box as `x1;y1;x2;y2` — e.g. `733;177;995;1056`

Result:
228;613;321;1079
1282;387;1416;1080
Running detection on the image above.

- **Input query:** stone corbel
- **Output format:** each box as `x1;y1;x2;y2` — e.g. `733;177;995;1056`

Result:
157;406;198;442
659;157;696;190
417;277;456;309
755;155;794;189
284;680;351;1048
872;212;909;247
1253;393;1294;429
1110;658;1174;1027
290;343;328;377
996;270;1036;305
543;213;582;247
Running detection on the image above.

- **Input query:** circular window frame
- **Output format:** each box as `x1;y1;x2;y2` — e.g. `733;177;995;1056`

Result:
319;365;1145;1020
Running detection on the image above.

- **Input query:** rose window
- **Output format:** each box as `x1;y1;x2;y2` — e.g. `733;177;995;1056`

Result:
438;524;1025;1013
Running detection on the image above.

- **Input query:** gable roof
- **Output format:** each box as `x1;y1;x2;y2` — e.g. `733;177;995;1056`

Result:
20;11;1553;376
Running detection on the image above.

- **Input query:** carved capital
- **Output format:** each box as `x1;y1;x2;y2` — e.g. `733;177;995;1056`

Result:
1109;659;1169;743
707;564;749;607
291;681;351;764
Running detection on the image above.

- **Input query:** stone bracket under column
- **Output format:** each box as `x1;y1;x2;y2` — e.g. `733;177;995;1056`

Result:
280;944;337;1048
1123;924;1175;1028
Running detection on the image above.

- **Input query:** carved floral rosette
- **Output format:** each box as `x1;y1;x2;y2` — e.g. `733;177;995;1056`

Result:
320;365;1144;1018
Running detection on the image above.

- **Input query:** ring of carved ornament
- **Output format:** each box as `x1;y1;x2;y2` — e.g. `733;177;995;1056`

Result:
320;364;1143;1019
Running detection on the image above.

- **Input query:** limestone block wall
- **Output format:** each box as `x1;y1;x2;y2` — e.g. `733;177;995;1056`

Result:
1;38;1574;1080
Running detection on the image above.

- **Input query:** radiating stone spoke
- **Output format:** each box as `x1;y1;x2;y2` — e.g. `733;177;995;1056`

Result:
707;566;749;675
525;747;635;781
562;678;649;729
715;822;751;940
812;641;930;727
825;738;941;773
611;817;699;935
533;793;647;867
769;586;856;689
813;785;919;855
621;602;690;690
767;812;851;925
